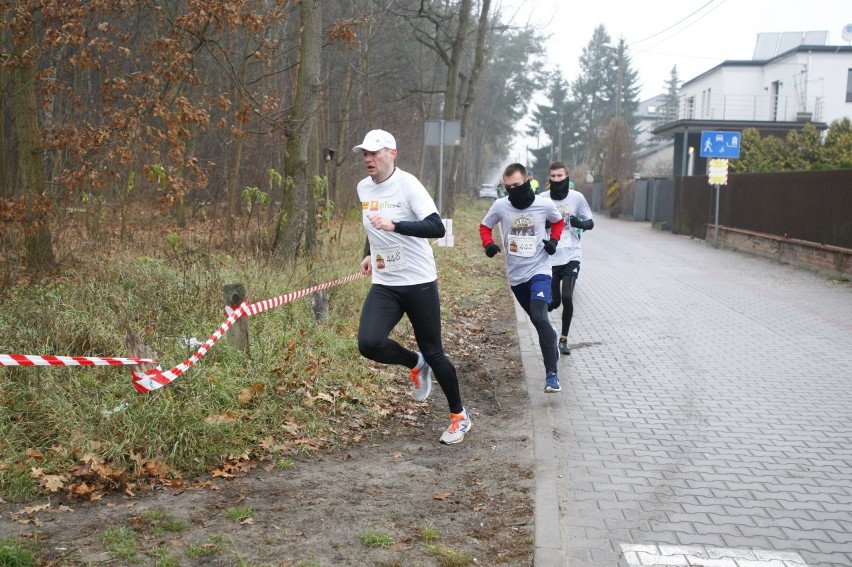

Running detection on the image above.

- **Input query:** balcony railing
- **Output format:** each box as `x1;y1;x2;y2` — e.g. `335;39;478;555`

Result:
655;94;824;126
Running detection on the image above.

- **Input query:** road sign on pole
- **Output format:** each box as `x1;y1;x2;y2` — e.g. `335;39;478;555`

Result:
424;120;461;216
707;158;730;249
700;131;741;158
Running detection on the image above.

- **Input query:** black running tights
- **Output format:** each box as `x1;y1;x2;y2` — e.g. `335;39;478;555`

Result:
358;281;462;413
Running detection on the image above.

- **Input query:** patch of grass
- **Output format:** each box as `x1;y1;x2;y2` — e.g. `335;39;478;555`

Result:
224;506;253;522
100;526;139;562
0;467;37;501
419;523;440;541
359;529;395;548
150;544;180;567
830;274;849;283
140;510;186;537
425;543;474;566
0;198;501;498
0;538;34;567
185;535;223;558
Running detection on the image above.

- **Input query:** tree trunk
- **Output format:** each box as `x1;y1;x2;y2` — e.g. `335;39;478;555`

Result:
272;0;321;261
439;0;472;217
304;115;319;254
11;11;55;270
225;52;249;237
447;0;490;218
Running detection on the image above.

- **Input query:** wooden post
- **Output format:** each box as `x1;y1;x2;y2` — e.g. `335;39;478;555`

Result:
311;289;329;321
223;283;250;353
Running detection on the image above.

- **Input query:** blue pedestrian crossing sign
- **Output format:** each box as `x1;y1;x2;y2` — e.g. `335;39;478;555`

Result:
700;130;741;158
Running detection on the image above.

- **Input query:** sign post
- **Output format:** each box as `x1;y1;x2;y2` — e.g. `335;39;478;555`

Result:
425;120;461;248
424;120;461;215
707;159;729;247
700;131;740;248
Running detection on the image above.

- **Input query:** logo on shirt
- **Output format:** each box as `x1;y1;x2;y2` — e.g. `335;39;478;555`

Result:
363;200;401;212
509;215;534;234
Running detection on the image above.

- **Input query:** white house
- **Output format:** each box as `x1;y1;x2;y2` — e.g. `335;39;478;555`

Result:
652;32;852;176
634;94;675;177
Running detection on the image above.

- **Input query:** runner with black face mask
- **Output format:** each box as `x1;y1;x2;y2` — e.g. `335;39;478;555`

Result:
539;161;594;356
479;162;566;393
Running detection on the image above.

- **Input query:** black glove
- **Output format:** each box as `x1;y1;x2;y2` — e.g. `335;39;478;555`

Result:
543;238;558;255
569;215;583;228
485;243;501;258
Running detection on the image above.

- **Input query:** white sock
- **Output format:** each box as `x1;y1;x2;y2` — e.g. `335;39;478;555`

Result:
416;352;426;370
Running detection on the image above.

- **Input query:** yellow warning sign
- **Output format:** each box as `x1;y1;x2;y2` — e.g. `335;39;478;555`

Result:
708;158;729;185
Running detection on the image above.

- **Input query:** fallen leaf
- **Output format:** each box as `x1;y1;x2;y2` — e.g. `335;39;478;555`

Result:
433;492;453;500
205;411;238;425
68;482;95;497
41;475;66;492
18;503;50;515
238;383;265;404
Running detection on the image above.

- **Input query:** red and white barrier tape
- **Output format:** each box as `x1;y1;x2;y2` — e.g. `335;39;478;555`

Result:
0;354;156;367
131;272;366;394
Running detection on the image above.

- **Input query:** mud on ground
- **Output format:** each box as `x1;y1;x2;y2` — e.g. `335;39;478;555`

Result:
0;292;535;566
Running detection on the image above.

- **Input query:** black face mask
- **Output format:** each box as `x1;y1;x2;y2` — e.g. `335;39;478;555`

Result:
549;177;571;201
507;180;535;209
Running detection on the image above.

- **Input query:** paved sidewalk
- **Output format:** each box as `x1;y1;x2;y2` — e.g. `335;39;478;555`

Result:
515;216;852;567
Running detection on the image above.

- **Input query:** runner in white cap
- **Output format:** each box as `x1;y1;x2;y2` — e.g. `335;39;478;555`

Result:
354;129;471;444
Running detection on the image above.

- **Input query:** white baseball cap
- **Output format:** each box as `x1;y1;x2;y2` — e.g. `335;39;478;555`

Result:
352;129;397;152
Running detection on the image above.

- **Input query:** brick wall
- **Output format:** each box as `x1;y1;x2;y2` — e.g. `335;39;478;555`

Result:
714;225;852;276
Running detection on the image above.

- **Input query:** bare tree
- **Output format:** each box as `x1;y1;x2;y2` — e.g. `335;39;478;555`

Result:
7;3;55;269
445;0;491;217
272;0;322;261
601;116;635;217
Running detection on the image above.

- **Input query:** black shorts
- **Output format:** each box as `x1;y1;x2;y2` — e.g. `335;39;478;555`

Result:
552;260;581;281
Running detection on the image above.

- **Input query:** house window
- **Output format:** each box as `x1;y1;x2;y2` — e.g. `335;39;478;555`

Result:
686;96;695;119
847;69;852;102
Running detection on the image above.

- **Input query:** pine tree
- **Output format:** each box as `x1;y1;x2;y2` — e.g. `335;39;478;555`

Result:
661;66;681;123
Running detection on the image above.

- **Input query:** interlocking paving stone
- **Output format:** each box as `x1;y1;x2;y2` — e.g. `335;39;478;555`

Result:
621;544;810;566
520;216;852;566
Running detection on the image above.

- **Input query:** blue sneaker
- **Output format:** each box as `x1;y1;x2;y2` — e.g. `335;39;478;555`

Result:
544;373;561;393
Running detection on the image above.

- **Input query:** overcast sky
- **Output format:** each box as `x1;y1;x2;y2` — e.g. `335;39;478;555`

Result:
496;0;850;164
501;0;851;101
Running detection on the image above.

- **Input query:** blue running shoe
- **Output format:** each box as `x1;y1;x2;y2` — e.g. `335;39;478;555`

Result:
544;372;561;393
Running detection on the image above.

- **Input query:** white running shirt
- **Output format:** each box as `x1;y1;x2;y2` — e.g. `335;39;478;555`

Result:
358;168;439;286
481;196;562;286
540;189;593;265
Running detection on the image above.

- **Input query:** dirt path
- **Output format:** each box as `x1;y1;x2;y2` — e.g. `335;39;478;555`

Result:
1;294;535;566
